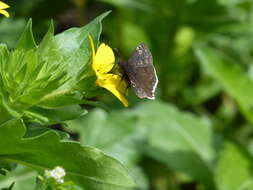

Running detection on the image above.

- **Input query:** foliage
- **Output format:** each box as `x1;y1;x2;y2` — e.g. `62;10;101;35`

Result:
1;0;253;190
0;11;135;190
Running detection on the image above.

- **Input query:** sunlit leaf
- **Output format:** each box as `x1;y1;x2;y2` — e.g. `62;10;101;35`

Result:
16;19;37;51
0;119;135;190
67;109;142;167
215;143;253;190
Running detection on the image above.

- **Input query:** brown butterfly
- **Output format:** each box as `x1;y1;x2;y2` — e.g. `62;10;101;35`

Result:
118;43;158;99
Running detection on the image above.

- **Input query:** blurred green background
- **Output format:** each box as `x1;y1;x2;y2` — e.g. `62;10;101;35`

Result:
1;0;253;190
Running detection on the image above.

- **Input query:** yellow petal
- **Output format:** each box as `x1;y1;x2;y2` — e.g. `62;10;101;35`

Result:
0;1;9;9
88;35;115;75
96;74;129;107
0;9;9;17
93;43;115;75
88;35;128;107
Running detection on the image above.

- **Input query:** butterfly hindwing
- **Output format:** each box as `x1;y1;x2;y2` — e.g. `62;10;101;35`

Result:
121;43;158;99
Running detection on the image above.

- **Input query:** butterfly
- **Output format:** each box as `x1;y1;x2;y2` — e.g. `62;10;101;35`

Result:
118;43;158;100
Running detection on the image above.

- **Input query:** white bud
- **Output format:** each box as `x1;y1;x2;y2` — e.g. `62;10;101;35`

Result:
45;166;66;184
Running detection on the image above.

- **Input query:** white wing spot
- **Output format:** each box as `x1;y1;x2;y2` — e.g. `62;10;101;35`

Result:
136;47;143;55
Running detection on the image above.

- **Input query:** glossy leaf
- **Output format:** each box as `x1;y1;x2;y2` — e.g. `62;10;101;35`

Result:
0;12;111;124
67;109;147;189
67;109;142;167
0;119;135;190
16;19;36;51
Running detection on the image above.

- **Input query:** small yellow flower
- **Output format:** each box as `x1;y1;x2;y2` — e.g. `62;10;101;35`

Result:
88;35;129;107
0;1;10;17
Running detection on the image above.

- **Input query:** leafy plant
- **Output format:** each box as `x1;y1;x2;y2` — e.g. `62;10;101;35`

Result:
1;0;253;189
0;11;135;190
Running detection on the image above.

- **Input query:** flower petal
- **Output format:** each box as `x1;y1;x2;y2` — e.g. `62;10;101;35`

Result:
0;1;9;9
0;9;9;17
88;35;128;107
96;74;129;107
94;43;115;75
88;35;115;75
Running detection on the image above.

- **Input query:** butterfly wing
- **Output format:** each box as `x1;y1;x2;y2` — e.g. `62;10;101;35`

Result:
125;43;158;99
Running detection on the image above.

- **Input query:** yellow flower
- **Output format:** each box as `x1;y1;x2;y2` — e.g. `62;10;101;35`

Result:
88;35;129;107
0;1;9;17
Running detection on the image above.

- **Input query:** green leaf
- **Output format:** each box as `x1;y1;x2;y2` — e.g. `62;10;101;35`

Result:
215;143;253;190
0;44;9;75
55;11;111;52
67;109;142;167
0;119;135;190
24;105;86;124
38;92;83;109
183;77;221;105
0;12;112;124
195;46;253;123
0;161;16;177
33;11;110;108
67;109;146;189
24;123;70;139
0;93;20;125
128;167;149;190
1;182;15;190
0;165;36;190
16;19;37;51
134;101;215;189
37;20;55;57
52;11;111;81
34;178;48;190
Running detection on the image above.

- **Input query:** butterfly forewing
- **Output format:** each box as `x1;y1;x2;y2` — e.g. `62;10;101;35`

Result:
123;43;158;99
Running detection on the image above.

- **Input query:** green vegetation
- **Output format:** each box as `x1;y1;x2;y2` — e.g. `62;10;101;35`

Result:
0;0;253;190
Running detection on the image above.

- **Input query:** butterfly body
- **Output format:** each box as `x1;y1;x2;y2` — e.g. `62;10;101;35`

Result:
118;43;158;100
